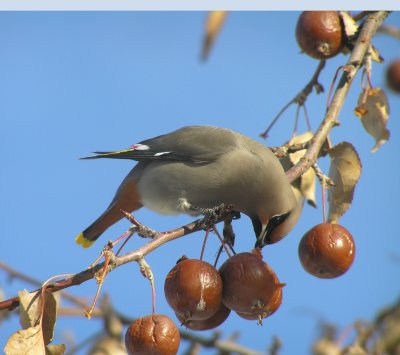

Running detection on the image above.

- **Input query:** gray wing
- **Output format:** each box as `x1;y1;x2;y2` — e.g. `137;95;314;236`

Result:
81;125;239;164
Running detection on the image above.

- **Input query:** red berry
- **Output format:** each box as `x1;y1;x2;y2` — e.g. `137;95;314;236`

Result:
164;257;223;321
236;281;284;320
298;223;355;278
386;59;400;93
219;250;283;322
296;11;344;60
175;303;231;331
125;314;180;355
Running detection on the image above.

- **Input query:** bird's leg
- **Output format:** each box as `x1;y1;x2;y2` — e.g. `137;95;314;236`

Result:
223;216;237;249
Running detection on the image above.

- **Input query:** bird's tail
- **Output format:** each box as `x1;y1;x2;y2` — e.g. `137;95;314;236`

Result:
75;205;121;248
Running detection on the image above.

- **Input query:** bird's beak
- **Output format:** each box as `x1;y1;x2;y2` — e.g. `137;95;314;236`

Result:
255;224;268;249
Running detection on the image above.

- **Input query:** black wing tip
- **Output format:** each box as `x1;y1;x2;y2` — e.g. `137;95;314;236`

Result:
79;151;115;160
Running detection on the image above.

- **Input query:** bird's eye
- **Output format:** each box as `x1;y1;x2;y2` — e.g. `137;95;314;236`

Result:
254;211;292;248
268;211;291;231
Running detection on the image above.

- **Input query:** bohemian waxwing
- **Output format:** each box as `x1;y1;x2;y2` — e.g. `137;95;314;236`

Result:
76;126;300;249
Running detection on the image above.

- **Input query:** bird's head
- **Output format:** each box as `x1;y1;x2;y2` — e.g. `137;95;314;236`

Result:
252;211;293;248
252;190;304;248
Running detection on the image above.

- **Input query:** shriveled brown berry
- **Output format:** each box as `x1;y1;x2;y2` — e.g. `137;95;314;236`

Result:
125;314;180;355
299;223;355;278
236;279;284;322
296;11;344;59
164;257;223;321
175;303;231;331
219;250;283;322
386;59;400;93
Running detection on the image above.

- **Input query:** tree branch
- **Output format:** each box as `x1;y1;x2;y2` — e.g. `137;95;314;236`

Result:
260;59;325;139
286;11;390;184
0;207;234;311
377;24;400;39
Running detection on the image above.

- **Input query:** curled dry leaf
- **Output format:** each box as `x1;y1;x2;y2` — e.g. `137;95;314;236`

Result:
19;289;57;345
4;324;44;355
19;289;41;329
88;336;126;355
280;131;317;207
355;87;390;153
339;12;383;63
339;11;358;40
201;11;227;60
4;290;63;355
45;344;66;355
327;142;362;223
313;338;341;355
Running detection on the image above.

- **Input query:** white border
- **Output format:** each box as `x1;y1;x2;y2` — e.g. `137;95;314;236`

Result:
0;1;398;11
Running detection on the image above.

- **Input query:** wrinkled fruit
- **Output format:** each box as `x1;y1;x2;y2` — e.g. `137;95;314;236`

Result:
176;303;231;331
219;250;284;323
125;314;180;355
299;223;355;278
296;11;344;59
164;257;223;321
236;281;283;320
386;59;400;93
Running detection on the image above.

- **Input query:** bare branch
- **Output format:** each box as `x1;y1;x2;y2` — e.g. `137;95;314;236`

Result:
0;261;88;309
377;24;400;39
0;206;234;312
260;60;325;138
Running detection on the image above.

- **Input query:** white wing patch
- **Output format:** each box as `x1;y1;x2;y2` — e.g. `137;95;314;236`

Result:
154;151;171;156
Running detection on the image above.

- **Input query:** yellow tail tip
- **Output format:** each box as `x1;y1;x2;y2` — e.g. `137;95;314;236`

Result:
75;232;95;248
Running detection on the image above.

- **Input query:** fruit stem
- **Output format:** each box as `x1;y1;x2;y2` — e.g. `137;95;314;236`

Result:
312;163;334;223
212;226;233;257
199;228;210;261
322;181;327;224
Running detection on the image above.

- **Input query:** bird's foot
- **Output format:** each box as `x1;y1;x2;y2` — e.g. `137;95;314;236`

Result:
189;203;227;224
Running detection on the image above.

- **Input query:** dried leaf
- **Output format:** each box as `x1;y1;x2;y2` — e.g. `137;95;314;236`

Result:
201;11;227;60
368;44;384;63
19;290;41;329
46;344;66;355
290;185;306;219
328;142;362;223
281;131;317;207
4;324;45;355
41;293;57;345
342;344;367;355
88;336;126;355
355;87;390;152
18;289;58;345
313;338;341;355
339;11;358;38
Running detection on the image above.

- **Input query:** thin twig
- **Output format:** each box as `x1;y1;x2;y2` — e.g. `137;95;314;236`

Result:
377;24;400;39
0;206;235;311
260;60;325;138
269;140;311;158
0;261;89;309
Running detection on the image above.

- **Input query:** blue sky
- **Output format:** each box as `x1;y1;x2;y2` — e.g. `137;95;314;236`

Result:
1;12;399;354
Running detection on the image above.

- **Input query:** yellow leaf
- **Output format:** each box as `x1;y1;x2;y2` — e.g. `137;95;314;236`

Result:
355;87;390;153
201;11;227;60
46;344;66;355
281;131;317;207
4;324;45;355
19;290;41;329
18;289;58;346
328;142;362;223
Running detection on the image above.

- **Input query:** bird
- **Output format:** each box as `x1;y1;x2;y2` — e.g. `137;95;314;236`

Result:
75;125;301;249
